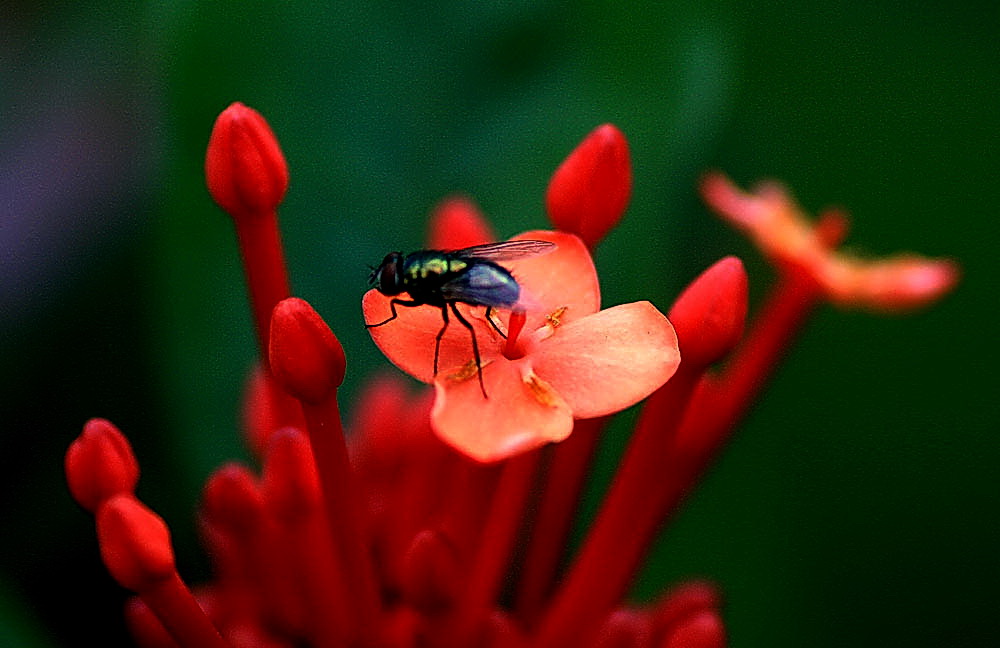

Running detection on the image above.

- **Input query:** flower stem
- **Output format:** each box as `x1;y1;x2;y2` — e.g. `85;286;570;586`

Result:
264;427;350;647
515;417;605;625
453;451;540;644
301;397;382;644
233;212;291;366
533;366;701;648
679;272;820;452
140;573;230;648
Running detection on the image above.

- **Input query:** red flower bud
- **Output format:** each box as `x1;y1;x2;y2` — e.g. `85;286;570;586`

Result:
400;529;462;615
660;609;725;648
262;428;322;521
96;495;175;592
593;610;652;648
269;297;346;403
205;102;288;217
545;124;631;248
427;196;495;250
66;418;139;513
668;257;749;368
652;581;722;637
200;463;265;534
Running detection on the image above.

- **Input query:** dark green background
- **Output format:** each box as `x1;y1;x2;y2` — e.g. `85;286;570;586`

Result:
2;2;996;646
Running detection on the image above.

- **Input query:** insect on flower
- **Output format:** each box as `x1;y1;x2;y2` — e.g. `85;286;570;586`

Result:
366;240;555;397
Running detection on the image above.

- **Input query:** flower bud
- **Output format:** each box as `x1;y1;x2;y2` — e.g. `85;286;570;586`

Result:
668;257;749;368
96;495;175;592
400;529;463;615
660;609;725;648
200;463;265;534
427;196;495;250
546;124;631;248
262;428;322;521
205;102;288;217
66;418;139;513
269;297;347;403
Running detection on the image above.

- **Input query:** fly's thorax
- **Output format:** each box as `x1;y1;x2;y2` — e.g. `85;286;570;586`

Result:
402;252;463;282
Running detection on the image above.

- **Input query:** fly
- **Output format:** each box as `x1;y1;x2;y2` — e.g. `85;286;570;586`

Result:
366;240;556;398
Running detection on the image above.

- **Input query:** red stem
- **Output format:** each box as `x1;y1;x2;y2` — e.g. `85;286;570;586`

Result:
452;451;541;644
276;491;350;646
515;417;605;625
533;367;701;648
233;212;291;367
678;273;820;451
301;397;381;645
536;272;821;647
140;573;229;648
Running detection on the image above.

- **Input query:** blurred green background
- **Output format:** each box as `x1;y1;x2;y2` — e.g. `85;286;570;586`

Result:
1;1;996;646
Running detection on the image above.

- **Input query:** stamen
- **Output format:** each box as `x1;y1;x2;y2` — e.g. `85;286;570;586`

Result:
545;306;568;328
524;373;560;408
446;358;491;383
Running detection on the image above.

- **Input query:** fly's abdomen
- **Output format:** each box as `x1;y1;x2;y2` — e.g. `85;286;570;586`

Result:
441;262;520;307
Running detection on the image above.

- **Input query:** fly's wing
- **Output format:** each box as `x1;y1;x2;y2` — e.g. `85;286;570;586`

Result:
450;240;556;262
439;263;520;307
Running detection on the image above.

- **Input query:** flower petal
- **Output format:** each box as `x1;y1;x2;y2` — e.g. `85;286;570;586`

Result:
504;230;600;331
430;359;573;462
363;291;505;383
530;301;680;419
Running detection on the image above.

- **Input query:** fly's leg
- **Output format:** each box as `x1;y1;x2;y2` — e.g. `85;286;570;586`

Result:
434;305;450;377
484;306;507;339
451;302;487;399
365;298;421;328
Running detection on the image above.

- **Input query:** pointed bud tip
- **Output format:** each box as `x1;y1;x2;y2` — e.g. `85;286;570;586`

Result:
200;463;264;532
96;495;175;592
269;297;346;403
546;123;632;247
427;196;495;250
205;102;288;218
66;418;139;513
669;257;749;368
661;610;725;648
262;427;321;519
400;529;462;614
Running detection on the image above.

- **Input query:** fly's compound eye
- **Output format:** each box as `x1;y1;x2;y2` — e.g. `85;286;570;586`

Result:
374;252;404;295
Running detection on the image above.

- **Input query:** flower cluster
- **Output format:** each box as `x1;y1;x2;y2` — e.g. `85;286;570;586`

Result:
65;103;956;648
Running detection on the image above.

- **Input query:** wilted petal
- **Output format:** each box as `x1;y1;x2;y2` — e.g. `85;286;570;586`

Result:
701;171;958;312
431;360;573;462
822;254;960;311
531;301;680;419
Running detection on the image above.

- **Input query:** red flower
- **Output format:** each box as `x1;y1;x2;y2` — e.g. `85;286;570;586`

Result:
363;230;680;462
64;108;958;648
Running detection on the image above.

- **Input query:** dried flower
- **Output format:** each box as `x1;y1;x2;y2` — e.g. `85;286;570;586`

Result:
701;171;959;311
